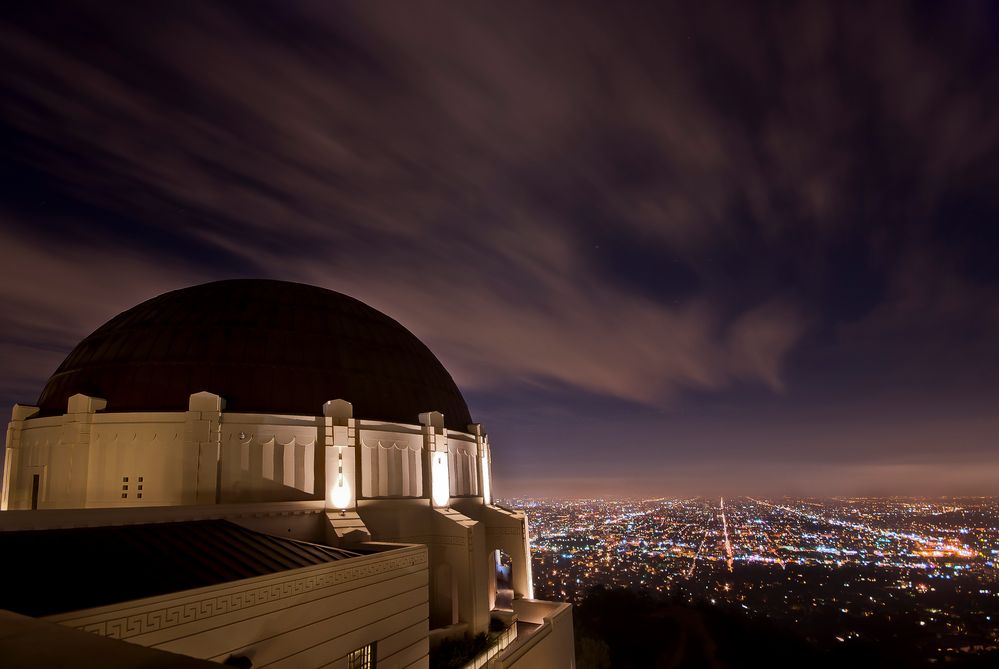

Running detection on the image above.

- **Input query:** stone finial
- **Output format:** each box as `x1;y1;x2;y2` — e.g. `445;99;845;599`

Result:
323;399;353;421
10;404;40;421
419;411;445;429
67;394;107;414
188;391;225;412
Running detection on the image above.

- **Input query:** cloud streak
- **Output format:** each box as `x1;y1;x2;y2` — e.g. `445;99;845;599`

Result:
0;3;810;406
2;2;998;492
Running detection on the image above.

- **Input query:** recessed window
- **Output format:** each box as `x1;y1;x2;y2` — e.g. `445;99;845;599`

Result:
137;493;143;499
122;485;128;491
347;643;374;669
121;493;127;498
122;477;128;483
138;476;143;482
137;485;143;491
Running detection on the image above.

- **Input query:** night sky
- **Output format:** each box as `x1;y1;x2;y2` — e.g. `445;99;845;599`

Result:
2;2;998;497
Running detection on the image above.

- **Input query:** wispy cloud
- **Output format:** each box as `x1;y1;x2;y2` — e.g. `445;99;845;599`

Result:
2;2;998;492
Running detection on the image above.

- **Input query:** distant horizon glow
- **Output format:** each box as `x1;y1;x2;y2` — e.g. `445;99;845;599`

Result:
494;459;999;498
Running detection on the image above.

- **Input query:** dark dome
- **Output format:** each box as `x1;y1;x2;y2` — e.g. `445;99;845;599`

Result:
37;280;473;430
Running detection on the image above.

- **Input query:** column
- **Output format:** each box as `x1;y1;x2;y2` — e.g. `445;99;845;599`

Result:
421;411;449;507
1;404;40;510
185;391;224;505
323;399;357;510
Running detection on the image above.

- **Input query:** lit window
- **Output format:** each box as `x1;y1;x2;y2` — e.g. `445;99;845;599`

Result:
347;643;374;669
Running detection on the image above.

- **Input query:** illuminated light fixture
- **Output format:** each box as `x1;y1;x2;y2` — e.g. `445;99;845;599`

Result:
523;513;536;599
431;452;450;508
481;452;491;505
330;449;351;512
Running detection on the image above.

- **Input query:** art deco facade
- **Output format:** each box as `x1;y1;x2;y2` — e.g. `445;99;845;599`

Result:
0;280;574;669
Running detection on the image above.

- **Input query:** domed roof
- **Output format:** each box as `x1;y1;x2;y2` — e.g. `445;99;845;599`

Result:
37;280;473;430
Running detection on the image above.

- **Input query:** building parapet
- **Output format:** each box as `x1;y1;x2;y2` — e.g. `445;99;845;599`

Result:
45;543;428;640
493;599;574;669
37;543;432;668
0;499;329;532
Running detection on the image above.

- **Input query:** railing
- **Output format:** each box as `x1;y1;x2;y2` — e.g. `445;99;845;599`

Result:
494;620;551;668
459;622;518;669
493;502;520;515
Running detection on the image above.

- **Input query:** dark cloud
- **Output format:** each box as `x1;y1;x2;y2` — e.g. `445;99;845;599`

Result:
1;1;998;494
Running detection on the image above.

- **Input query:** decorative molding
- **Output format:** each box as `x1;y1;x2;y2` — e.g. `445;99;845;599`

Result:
387;534;468;547
63;550;427;640
360;439;422;451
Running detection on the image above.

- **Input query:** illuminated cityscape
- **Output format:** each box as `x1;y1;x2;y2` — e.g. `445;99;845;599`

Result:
510;497;999;663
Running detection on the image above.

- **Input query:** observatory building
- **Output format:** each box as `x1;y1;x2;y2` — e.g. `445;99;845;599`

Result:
0;280;574;669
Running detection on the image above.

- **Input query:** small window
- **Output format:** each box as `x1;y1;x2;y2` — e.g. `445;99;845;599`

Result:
138;476;143;482
122;485;128;491
121;493;127;499
122;477;128;483
137;485;143;491
347;643;374;669
137;493;143;499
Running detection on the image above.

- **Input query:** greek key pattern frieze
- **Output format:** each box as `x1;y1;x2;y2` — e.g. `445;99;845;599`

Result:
388;534;468;547
71;550;426;640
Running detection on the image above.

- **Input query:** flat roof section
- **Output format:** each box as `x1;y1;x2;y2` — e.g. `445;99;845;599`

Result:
0;519;359;617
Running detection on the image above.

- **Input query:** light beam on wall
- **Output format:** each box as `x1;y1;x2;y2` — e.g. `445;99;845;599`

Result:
330;449;351;510
481;452;492;505
431;452;450;508
523;513;536;599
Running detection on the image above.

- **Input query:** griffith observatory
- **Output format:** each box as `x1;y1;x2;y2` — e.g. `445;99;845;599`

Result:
0;279;574;669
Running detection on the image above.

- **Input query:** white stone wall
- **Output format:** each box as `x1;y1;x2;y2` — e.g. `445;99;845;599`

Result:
446;435;479;498
89;413;189;507
360;428;424;499
5;415;61;509
220;413;320;503
497;600;575;669
1;394;498;511
46;544;431;669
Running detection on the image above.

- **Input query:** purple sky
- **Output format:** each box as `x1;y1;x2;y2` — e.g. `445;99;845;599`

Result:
2;2;998;496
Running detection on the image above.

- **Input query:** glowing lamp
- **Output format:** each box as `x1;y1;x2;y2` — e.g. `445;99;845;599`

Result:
331;474;351;510
431;452;450;507
329;449;351;510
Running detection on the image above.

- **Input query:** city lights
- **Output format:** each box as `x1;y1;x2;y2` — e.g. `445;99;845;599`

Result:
510;496;999;662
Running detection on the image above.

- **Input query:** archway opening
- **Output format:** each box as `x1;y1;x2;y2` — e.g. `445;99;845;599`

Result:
493;549;514;611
